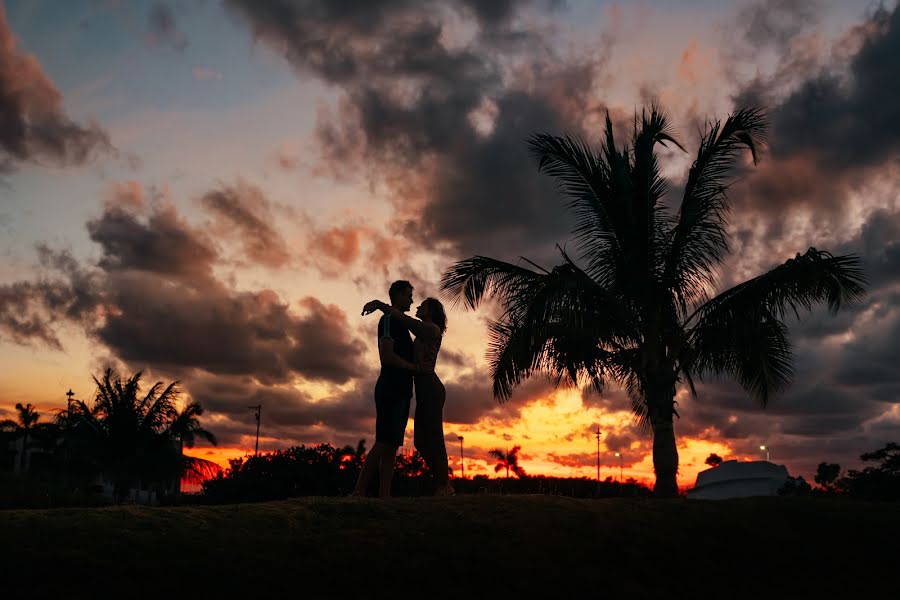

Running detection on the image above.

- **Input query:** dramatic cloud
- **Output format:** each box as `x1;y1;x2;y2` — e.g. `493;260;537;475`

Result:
200;181;291;268
0;246;100;349
184;372;377;449
226;0;615;262
0;6;110;171
87;199;218;279
2;189;369;388
737;0;827;52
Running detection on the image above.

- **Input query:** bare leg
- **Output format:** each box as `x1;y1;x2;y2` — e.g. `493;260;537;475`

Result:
414;377;451;495
353;443;384;496
378;444;399;498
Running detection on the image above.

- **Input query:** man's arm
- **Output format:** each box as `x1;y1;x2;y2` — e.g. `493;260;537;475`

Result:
363;300;439;338
378;338;417;371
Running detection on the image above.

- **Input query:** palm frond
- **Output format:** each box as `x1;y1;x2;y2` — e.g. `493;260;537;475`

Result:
665;107;768;312
527;132;623;288
689;309;793;407
630;106;685;281
477;251;639;401
440;255;546;311
182;456;222;485
691;248;866;323
487;318;549;401
686;248;865;405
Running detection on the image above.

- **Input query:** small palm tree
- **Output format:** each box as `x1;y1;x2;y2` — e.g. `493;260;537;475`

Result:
442;106;865;496
489;445;527;478
0;403;59;472
167;402;219;490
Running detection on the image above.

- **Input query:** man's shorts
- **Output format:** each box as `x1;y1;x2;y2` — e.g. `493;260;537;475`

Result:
374;375;412;447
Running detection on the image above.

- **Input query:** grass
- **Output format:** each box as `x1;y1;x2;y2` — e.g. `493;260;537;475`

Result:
1;495;897;597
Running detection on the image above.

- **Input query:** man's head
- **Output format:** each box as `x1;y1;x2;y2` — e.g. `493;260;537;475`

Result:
388;280;414;312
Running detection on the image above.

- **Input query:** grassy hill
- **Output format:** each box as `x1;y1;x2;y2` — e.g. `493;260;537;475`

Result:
1;495;896;597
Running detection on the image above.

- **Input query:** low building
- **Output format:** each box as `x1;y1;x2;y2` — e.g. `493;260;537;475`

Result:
688;460;790;500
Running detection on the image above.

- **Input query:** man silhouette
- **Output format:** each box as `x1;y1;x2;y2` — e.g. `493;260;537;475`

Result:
352;280;417;497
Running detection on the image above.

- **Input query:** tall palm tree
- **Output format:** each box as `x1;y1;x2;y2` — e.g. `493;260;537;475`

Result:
441;106;865;496
489;445;527;478
73;368;181;501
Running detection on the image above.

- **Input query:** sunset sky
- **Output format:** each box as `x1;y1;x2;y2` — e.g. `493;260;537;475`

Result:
2;0;898;489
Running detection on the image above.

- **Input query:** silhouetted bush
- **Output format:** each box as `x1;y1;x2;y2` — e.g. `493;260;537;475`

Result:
778;475;813;497
836;443;900;500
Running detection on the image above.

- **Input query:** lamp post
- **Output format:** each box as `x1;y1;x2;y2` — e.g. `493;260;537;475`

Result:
615;452;623;483
760;445;769;462
248;404;261;455
594;427;602;483
65;389;74;461
457;436;465;479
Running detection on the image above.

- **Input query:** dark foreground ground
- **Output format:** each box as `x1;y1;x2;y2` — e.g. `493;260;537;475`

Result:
1;495;897;598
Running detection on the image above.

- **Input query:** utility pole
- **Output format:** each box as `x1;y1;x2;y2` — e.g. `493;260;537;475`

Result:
458;436;465;479
594;427;602;483
248;404;261;455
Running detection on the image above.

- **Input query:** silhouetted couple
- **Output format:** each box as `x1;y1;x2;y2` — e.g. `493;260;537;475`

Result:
352;280;453;498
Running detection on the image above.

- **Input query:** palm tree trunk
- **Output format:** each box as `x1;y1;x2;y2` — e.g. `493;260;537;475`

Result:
651;414;679;497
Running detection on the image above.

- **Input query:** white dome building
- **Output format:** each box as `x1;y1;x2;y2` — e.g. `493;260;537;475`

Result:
687;460;790;500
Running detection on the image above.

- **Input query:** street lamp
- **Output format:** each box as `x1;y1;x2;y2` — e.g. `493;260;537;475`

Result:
614;452;623;483
760;445;769;462
65;389;75;462
457;436;465;479
594;428;602;483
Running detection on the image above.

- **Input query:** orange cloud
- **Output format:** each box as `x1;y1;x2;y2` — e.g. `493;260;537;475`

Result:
677;39;713;84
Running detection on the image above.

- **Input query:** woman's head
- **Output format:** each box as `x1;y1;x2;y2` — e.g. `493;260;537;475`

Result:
415;297;447;333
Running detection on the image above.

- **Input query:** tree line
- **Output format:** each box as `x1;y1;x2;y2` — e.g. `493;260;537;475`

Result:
198;440;652;504
0;368;219;508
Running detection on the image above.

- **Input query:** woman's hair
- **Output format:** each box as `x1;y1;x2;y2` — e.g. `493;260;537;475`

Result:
423;297;447;333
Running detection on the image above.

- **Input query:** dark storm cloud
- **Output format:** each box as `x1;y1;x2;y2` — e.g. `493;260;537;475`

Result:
200;181;291;268
147;2;188;52
4;195;369;387
767;5;900;168
737;0;826;52
0;6;110;171
97;273;367;384
0;246;100;349
87;203;218;279
226;0;611;262
183;373;377;448
729;3;900;219
441;371;551;425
